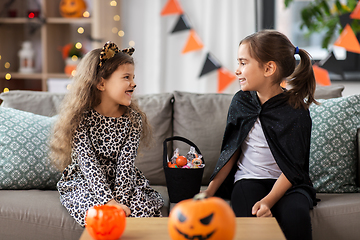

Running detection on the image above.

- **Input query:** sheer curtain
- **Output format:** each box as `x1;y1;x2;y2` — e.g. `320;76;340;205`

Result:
120;0;256;95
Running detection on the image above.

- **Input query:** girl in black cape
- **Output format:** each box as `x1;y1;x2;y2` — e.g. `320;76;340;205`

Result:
203;30;318;240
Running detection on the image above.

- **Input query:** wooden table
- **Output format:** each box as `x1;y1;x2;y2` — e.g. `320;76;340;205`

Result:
79;217;286;240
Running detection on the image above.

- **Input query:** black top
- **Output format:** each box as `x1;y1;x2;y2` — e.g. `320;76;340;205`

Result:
210;90;316;205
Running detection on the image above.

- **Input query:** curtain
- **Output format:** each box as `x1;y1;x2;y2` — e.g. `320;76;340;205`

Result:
120;0;256;95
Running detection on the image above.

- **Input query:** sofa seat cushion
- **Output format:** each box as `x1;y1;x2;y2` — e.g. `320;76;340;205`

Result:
0;190;83;240
311;193;360;240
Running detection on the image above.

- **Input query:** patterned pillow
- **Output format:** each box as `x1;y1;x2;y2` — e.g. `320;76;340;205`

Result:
0;107;61;189
309;94;360;193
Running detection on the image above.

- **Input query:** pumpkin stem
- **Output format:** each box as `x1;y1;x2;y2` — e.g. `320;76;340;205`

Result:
193;192;208;200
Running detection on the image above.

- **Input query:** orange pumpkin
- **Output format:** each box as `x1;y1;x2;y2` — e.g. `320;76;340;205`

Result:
168;194;236;240
85;205;126;240
59;0;87;18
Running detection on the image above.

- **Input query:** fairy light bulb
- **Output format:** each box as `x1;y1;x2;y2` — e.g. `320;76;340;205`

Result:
113;15;120;21
129;41;135;47
118;30;124;37
110;1;117;6
5;73;11;80
83;11;90;18
4;62;10;69
3;88;9;93
77;27;84;34
71;55;78;61
71;70;76;76
75;42;82;49
112;27;118;34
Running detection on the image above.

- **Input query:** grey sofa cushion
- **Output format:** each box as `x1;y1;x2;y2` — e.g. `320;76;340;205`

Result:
0;90;65;117
314;84;344;99
0;190;83;240
172;91;233;185
311;193;360;240
135;93;174;185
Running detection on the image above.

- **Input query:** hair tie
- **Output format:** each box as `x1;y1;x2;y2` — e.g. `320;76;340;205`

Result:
99;41;135;67
294;46;299;55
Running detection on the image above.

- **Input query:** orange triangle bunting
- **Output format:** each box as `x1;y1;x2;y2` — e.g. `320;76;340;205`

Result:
217;67;237;93
334;24;360;54
161;0;183;16
312;65;331;86
350;1;360;19
182;30;204;54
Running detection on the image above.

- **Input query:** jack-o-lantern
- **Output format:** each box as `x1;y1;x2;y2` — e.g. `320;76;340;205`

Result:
85;205;126;240
59;0;87;18
168;194;236;240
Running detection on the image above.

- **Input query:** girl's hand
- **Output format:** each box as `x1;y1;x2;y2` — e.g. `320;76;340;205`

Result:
106;199;131;216
252;200;273;217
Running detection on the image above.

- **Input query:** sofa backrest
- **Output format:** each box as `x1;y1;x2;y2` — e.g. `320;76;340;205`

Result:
2;85;358;190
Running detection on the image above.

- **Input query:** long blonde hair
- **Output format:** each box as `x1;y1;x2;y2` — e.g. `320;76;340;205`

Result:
50;48;152;171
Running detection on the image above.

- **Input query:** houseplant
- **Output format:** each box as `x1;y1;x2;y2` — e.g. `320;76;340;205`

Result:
285;0;360;49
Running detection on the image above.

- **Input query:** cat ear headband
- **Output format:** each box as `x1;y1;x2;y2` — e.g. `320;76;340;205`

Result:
98;41;135;67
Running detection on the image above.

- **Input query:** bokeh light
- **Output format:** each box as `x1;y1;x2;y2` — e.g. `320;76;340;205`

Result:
5;73;11;80
118;30;124;37
77;27;84;34
110;1;117;7
129;41;135;47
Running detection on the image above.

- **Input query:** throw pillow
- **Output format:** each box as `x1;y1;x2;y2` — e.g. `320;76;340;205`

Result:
309;94;360;193
0;107;61;189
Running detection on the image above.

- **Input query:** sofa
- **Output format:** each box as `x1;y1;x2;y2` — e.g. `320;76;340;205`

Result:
0;85;359;240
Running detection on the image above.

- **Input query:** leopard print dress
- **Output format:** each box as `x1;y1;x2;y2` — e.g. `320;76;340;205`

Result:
57;108;164;227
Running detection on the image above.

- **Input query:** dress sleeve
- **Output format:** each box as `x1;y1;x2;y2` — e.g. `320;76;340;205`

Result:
73;121;114;205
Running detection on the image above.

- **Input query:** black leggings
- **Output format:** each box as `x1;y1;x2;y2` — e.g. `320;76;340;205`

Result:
231;179;312;240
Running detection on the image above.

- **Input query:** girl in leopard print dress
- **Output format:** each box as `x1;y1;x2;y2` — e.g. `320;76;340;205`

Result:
50;42;164;227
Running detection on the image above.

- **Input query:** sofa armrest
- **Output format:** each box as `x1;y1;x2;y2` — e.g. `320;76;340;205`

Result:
357;128;360;187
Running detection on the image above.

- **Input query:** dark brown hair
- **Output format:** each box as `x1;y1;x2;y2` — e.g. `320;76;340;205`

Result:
240;29;318;109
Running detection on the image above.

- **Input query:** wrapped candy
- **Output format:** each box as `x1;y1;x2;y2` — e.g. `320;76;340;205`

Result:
168;146;205;169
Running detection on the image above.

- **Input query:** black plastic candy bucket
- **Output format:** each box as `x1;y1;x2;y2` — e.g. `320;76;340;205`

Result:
163;136;205;203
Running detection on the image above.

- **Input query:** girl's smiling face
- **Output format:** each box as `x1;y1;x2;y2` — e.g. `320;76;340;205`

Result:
98;63;136;111
235;43;267;92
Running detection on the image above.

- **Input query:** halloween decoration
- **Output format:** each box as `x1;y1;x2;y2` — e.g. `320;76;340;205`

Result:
59;0;87;18
85;205;126;240
168;193;236;240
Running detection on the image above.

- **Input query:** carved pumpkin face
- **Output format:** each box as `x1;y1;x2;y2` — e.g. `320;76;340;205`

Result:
168;196;236;240
59;0;87;18
85;205;126;240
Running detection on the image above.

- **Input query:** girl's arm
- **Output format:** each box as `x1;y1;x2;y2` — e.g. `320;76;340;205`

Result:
203;148;240;197
252;173;292;217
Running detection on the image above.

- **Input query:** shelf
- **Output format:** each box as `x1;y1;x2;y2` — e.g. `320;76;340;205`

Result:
0;18;44;24
0;0;122;91
0;72;43;80
46;17;92;24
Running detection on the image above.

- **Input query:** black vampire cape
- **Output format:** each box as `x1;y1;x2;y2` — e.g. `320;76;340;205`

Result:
210;90;316;206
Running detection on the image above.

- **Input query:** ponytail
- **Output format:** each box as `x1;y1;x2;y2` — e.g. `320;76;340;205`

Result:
286;48;318;109
241;30;318;109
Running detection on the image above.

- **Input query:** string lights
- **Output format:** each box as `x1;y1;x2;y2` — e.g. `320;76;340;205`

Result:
1;0;133;92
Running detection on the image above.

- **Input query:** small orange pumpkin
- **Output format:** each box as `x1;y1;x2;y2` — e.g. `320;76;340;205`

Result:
168;194;236;240
59;0;87;18
85;205;126;240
